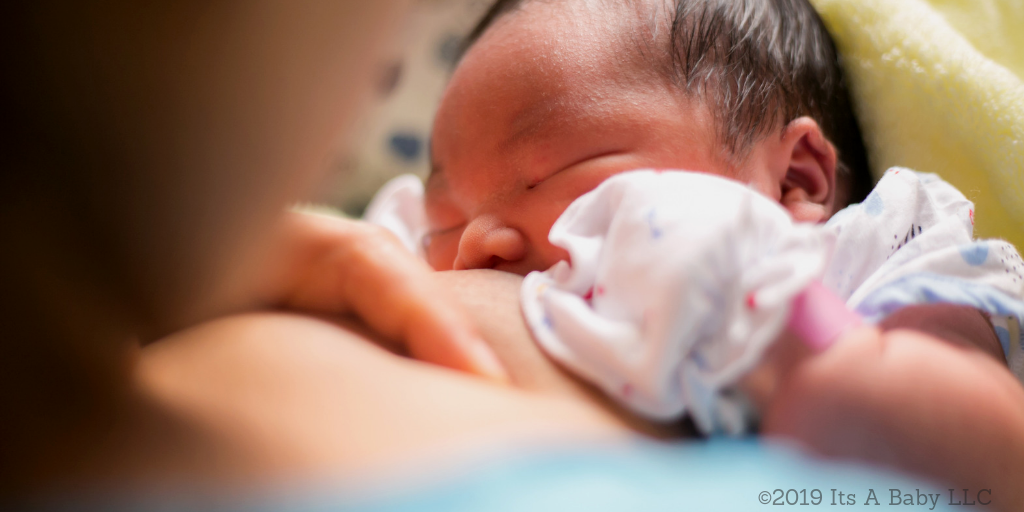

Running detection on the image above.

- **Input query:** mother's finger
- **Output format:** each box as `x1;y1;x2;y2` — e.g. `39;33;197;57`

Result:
290;216;508;382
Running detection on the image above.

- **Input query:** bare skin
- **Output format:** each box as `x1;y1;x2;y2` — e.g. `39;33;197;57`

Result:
130;268;679;494
144;266;1024;507
136;304;630;488
256;212;508;382
146;258;1024;507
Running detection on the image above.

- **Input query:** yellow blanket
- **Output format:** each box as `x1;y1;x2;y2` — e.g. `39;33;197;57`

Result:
810;0;1024;250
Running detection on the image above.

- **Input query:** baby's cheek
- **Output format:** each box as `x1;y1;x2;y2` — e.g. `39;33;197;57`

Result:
519;206;573;270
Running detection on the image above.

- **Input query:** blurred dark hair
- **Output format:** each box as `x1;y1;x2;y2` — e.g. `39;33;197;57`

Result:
461;0;873;205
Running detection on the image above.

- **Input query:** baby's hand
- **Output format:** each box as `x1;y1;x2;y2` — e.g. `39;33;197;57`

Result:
756;324;1024;511
257;211;508;382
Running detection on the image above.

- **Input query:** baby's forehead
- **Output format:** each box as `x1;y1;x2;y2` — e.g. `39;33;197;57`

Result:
436;1;676;141
475;0;676;80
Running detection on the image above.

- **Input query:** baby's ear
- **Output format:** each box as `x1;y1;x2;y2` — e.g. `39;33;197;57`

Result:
772;117;837;223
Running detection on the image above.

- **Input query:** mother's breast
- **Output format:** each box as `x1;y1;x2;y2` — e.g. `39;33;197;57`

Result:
138;308;628;482
434;269;697;439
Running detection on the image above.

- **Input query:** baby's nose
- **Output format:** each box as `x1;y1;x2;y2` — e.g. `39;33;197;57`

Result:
453;215;528;270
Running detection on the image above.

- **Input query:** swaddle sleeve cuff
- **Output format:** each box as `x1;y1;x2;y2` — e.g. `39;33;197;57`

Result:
822;168;1024;385
363;174;429;259
521;171;834;435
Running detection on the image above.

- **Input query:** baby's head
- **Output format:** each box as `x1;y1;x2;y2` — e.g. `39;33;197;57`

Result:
426;0;870;274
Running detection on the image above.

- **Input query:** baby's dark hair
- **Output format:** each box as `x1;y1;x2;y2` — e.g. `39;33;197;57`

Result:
463;0;873;205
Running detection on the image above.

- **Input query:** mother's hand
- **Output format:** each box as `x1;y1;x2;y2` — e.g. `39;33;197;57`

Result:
256;211;508;382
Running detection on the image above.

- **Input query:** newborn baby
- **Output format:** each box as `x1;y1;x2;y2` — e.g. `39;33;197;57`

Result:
367;0;1024;502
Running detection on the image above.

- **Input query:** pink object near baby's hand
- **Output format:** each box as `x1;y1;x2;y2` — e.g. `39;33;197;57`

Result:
787;280;862;352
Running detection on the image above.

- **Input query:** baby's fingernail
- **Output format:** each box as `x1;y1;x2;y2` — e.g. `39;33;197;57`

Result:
468;338;509;384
